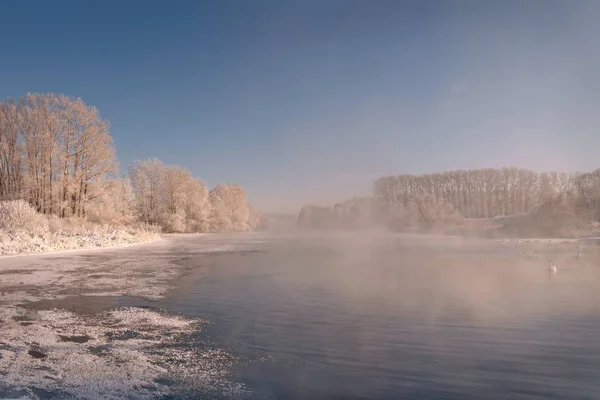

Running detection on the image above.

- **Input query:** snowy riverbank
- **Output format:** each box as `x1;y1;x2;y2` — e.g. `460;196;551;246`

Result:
0;200;163;256
0;226;161;256
0;233;272;399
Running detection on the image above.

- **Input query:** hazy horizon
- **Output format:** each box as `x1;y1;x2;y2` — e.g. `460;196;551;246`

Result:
2;1;599;213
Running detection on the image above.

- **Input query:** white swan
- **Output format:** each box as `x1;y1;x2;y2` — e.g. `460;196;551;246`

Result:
548;260;557;273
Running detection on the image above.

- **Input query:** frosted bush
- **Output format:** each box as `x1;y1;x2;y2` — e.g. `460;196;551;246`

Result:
47;214;64;234
161;213;186;233
185;219;209;233
61;217;93;233
0;200;49;236
0;209;160;255
129;221;162;234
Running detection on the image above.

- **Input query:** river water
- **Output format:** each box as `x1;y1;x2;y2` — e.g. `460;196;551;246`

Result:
155;233;600;399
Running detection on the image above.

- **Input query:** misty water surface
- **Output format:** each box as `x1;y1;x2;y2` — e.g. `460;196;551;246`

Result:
156;233;600;399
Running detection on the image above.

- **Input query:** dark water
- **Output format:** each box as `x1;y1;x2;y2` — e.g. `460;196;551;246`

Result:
156;235;600;399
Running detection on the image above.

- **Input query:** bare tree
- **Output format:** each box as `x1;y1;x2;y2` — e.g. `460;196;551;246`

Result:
130;158;165;224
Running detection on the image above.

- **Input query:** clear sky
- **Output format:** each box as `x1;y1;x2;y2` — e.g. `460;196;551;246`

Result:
1;1;599;213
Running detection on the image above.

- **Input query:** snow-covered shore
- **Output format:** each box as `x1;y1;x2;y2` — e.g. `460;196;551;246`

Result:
0;226;161;256
0;233;272;399
0;199;163;256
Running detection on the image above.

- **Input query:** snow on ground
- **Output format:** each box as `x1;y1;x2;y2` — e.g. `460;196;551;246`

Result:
0;306;248;399
0;233;275;399
0;226;161;256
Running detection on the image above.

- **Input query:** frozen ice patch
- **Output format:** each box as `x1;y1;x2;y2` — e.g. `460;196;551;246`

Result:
0;233;268;399
0;307;250;399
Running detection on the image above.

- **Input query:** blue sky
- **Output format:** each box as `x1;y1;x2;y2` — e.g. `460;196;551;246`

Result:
1;1;599;212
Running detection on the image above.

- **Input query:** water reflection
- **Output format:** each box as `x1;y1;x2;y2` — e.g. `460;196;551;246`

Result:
155;235;600;399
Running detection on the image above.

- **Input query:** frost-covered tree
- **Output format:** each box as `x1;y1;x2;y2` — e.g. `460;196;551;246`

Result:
208;184;250;232
297;204;340;229
373;168;578;220
297;197;377;230
129;159;216;232
0;100;23;202
0;93;265;234
86;178;136;225
162;165;192;215
0;94;117;217
410;191;462;229
573;169;600;223
182;178;210;232
61;96;117;218
248;204;269;231
130;158;165;225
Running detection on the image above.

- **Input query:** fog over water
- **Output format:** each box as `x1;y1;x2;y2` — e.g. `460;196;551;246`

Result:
2;232;600;398
155;232;600;399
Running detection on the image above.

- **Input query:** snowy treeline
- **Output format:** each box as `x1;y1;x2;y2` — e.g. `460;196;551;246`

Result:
374;168;579;219
298;197;376;230
298;193;461;231
129;159;267;232
299;168;600;237
0;93;266;234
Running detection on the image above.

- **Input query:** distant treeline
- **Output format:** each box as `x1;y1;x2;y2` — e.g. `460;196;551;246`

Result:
298;168;600;236
298;197;375;230
374;169;577;218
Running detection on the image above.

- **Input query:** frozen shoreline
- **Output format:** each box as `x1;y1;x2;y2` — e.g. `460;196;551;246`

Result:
0;226;162;257
0;235;164;260
2;231;591;399
0;233;269;399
